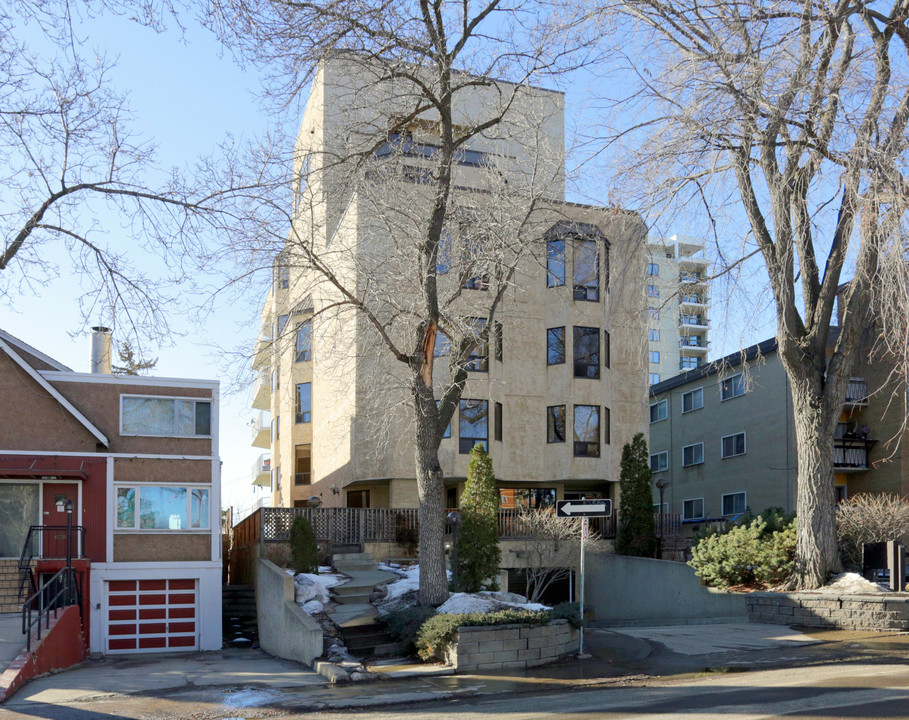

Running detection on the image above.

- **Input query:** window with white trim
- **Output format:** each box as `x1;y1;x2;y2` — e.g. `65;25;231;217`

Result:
682;387;704;413
683;498;705;521
721;432;746;458
650;451;669;472
649;399;668;423
682;442;704;467
721;373;746;400
722;491;747;515
116;486;210;530
121;396;211;437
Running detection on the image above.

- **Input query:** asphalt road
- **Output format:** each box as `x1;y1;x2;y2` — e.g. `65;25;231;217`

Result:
285;662;909;720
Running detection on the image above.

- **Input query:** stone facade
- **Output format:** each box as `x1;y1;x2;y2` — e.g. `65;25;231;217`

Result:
444;619;578;672
746;592;909;631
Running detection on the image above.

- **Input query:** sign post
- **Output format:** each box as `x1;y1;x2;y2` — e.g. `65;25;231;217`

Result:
556;499;612;658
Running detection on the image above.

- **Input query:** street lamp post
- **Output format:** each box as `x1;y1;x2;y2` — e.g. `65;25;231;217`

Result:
655;479;670;559
447;511;463;592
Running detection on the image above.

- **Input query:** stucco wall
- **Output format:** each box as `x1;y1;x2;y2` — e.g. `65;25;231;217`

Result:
113;534;210;562
256;559;322;666
586;553;746;624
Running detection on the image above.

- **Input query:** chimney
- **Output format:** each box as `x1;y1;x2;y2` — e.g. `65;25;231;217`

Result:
91;326;112;374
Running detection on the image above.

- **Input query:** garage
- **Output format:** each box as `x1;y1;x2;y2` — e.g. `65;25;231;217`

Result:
105;578;198;652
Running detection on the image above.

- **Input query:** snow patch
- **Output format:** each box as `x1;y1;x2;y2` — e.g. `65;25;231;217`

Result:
816;572;888;594
437;591;550;615
293;571;345;613
222;687;282;708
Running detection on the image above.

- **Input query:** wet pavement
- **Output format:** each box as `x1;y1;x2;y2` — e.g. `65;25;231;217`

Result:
3;622;909;718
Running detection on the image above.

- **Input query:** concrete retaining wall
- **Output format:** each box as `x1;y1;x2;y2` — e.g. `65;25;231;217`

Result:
256;559;323;666
586;553;746;625
746;592;909;630
444;619;578;672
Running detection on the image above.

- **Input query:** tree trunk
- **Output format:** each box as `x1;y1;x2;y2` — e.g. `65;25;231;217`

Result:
781;360;843;589
413;383;449;606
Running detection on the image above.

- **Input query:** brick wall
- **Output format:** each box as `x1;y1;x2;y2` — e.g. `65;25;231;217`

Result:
444;619;578;672
746;592;909;630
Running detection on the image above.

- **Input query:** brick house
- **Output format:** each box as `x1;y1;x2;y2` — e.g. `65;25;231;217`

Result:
0;327;221;654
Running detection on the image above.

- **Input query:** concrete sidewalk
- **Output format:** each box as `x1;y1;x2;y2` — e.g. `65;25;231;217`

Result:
4;622;909;719
0;614;26;667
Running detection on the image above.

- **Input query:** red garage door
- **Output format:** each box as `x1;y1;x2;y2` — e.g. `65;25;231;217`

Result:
106;579;198;652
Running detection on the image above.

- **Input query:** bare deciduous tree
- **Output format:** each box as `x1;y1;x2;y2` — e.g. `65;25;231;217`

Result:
202;0;606;605
511;509;607;604
599;0;909;588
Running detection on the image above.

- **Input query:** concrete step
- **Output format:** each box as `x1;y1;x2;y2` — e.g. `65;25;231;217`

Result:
333;552;374;561
331;604;378;627
334;593;370;605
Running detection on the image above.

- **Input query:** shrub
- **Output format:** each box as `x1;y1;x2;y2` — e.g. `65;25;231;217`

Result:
290;515;319;574
395;513;418;557
382;605;437;650
264;543;292;568
837;493;909;570
416;609;551;661
616;432;656;557
688;515;796;588
456;444;501;592
549;601;583;627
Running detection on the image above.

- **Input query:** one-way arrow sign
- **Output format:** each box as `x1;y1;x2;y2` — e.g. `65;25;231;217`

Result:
556;499;613;518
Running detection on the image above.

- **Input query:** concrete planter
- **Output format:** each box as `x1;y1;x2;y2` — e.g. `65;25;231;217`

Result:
443;619;578;672
746;592;909;631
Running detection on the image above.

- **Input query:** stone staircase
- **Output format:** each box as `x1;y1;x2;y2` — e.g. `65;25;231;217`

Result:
0;560;27;614
222;585;258;649
330;553;407;659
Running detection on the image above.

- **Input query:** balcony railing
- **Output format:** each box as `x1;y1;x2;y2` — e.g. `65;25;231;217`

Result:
678;295;706;305
679;272;703;283
679;337;709;348
679;359;704;370
252;453;271;487
251;411;270;449
833;422;876;471
251;370;271;411
679;314;708;327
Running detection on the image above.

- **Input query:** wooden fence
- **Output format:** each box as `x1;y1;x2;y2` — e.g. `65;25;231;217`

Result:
230;506;682;548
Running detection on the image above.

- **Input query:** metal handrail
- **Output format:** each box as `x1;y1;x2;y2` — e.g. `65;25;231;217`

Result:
17;525;87;600
21;566;82;651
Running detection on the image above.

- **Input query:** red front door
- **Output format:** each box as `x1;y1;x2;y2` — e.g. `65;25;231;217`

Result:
41;482;79;559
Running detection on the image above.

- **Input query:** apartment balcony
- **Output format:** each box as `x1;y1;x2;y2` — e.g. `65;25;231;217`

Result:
252;453;271;487
251;411;270;449
833;422;877;473
678;294;708;308
252;333;273;370
251;370;271;411
679;339;710;355
679;272;705;284
679;358;705;371
844;378;869;407
679;314;708;329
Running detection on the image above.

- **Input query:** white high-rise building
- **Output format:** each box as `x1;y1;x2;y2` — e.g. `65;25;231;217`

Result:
645;235;710;386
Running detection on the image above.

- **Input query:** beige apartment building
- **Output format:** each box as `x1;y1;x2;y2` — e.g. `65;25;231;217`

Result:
250;56;649;514
645;235;711;386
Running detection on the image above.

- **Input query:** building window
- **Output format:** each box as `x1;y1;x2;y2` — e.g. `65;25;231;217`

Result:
434;331;451;357
295;321;312;362
682;442;704;467
573;326;600;379
547;239;565;287
649;350;660;364
121;396;212;437
295;444;311;485
573;240;599;301
436;400;451;438
604;330;611;369
547;327;565;365
459;399;488;453
649;373;661;385
466;318;488;372
721;373;746;400
683;498;705;521
295;382;312;423
604;406;610;444
500;488;556;509
649;306;659;320
437;228;451;274
573;405;600;457
647;263;659;276
682;387;704;413
547;405;566;443
649;329;660;342
273;416;279;441
722;491;747;515
494;321;503;362
649;399;668;423
277;314;289;337
721;432;746;458
115;486;210;530
494;402;503;442
275;465;281;490
647;285;659;297
650;451;669;472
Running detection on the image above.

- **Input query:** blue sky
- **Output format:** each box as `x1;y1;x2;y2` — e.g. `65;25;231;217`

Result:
2;8;777;515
